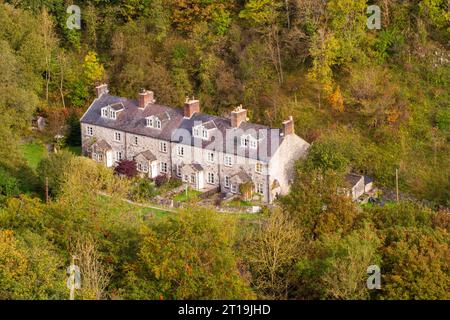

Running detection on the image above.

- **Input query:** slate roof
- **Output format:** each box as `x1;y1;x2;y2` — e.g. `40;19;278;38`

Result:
91;139;112;152
230;171;252;184
181;163;204;172
345;174;364;188
81;93;287;161
136;150;157;162
172;112;280;161
110;102;125;111
81;94;184;141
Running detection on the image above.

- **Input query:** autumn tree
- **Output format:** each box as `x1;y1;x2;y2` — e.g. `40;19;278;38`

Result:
243;209;304;299
124;209;255;300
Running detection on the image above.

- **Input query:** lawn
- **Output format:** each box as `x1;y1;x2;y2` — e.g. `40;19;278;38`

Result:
173;187;202;202
19;142;46;171
225;199;255;207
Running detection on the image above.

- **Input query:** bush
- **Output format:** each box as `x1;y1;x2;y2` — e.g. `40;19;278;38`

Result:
130;178;158;202
0;168;19;201
114;160;137;178
37;150;74;197
154;175;168;188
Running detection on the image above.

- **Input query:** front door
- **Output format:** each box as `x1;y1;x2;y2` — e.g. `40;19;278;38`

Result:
106;151;113;168
151;162;158;179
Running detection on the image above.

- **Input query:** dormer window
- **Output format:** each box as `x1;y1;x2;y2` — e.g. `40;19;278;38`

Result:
193;125;210;140
101;103;124;120
241;135;257;149
146;116;162;129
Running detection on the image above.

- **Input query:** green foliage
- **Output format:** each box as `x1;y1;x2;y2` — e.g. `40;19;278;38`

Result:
130;177;158;202
125;209;255;299
0;168;19;200
0;229;66;299
297;224;381;300
37;150;74;197
83;51;105;86
239;0;280;26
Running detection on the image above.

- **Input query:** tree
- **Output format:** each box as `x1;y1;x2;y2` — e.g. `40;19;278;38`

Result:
83;51;105;87
0;230;66;300
308;28;339;108
124;209;255;299
66;112;82;147
296;224;381;300
70;233;111;300
37;150;74;197
243;209;303;299
328;85;344;113
379;228;449;300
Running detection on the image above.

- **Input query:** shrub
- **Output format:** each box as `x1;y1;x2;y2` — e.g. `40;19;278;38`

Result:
130;178;158;202
154;175;168;188
114;160;137;178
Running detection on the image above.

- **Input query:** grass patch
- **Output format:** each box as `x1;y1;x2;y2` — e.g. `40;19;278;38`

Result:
173;188;202;202
66;145;82;156
225;199;255;207
19;142;46;171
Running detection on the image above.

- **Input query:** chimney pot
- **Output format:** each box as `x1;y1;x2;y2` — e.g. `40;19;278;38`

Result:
231;105;248;128
184;99;200;118
282;116;295;136
139;90;155;109
96;84;108;98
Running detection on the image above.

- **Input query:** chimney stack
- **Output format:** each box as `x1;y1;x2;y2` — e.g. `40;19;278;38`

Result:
184;97;200;118
139;89;155;109
96;84;108;98
231;105;248;128
282;116;295;136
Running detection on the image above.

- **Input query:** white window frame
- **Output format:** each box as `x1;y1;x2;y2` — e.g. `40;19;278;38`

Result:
155;119;162;129
160;162;168;174
114;132;122;142
115;151;123;162
110;110;117;120
256;183;264;195
250;138;257;149
231;184;238;194
255;162;263;174
134;136;138;146
207;172;215;185
176;165;182;177
101;108;108;118
137;162;148;173
146;118;153;128
193;127;200;138
159;142;167;153
224;155;233;167
86;126;94;136
177;146;185;157
207;151;215;164
224;176;230;188
241;135;249;147
202;129;208;140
